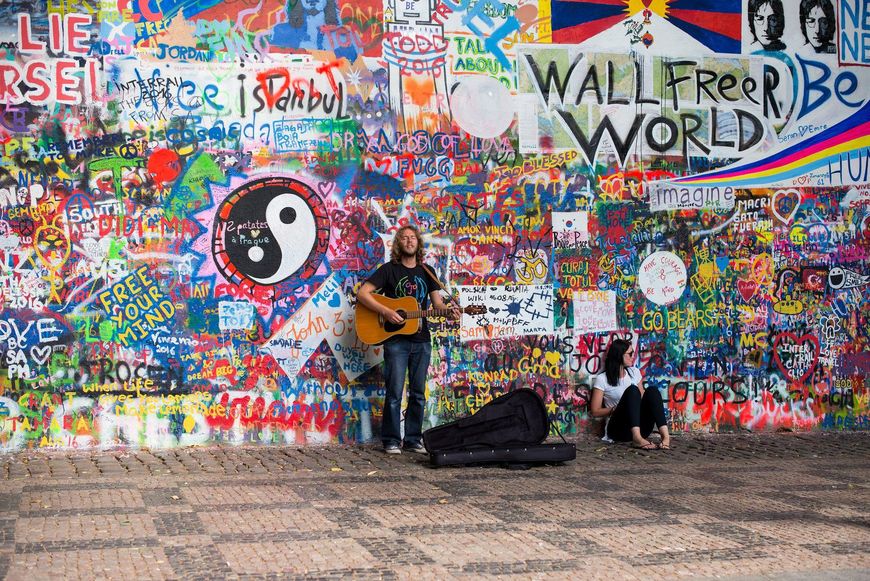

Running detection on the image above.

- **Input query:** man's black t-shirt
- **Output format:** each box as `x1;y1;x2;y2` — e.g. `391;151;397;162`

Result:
365;261;440;342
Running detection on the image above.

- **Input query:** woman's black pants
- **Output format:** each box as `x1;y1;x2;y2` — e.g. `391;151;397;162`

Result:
606;385;667;442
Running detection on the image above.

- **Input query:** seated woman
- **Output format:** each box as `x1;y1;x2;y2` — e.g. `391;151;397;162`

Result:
590;339;671;450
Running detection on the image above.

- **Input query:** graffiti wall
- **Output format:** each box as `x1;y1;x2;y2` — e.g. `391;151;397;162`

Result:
0;0;867;450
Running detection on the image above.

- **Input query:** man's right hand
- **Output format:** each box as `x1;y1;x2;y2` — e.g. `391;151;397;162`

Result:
383;309;405;325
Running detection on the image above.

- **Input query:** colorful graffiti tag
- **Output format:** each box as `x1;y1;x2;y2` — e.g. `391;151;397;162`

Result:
0;0;866;451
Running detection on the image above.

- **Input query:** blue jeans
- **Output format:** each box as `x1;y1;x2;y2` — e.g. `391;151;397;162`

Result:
382;338;431;448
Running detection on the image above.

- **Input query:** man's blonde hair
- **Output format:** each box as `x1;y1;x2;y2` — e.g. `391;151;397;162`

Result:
390;225;425;264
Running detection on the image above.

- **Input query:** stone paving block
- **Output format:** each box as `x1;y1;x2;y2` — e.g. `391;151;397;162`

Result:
464;500;539;523
784;487;868;508
363;500;502;527
198;507;339;536
686;471;746;488
14;513;157;543
591;470;717;494
341;525;401;540
667;491;810;516
19;488;144;513
354;536;436;566
487;555;644;581
407;530;573;566
217;538;378;575
815;506;870;520
132;476;183;490
153;511;208;536
740;519;870;544
686;545;870;578
810;468;870;486
26;480;122;492
146;504;206;514
0;492;19;513
469;475;591;497
628;545;773;567
182;484;304;506
0;432;866;579
161;542;233;578
139;487;186;507
502;497;659;524
807;541;870;557
452;557;583;576
674;512;722;525
290;482;350;501
532;528;613;556
692;521;784;546
5;546;175;581
157;533;213;547
330;480;451;502
756;470;847;488
0;517;15;548
391;563;460;581
579;523;745;557
511;522;567;535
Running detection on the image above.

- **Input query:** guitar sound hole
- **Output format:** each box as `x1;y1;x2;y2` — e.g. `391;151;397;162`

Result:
384;311;407;333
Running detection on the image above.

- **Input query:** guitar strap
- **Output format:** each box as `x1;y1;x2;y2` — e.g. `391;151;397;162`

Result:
420;263;458;306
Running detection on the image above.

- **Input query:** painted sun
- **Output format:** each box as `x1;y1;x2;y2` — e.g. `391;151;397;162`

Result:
625;0;670;17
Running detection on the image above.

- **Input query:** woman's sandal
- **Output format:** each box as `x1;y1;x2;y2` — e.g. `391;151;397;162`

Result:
632;442;658;450
658;443;671;450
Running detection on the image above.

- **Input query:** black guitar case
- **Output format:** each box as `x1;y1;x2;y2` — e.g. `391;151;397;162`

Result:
422;388;576;468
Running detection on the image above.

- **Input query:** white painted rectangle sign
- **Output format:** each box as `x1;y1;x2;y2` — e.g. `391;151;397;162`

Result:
572;290;618;334
457;284;554;341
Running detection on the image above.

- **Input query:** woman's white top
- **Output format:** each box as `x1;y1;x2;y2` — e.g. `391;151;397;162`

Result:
593;366;641;409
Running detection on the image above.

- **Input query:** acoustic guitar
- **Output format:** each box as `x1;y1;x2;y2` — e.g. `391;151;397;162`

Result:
355;295;486;345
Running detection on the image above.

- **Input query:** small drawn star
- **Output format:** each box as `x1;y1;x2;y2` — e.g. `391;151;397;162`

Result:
346;67;362;91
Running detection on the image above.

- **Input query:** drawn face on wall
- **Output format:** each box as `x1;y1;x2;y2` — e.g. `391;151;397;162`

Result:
803;3;835;51
753;3;780;47
212;177;329;288
301;0;327;12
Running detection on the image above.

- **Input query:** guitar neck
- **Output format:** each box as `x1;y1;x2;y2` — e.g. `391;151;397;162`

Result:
404;308;457;319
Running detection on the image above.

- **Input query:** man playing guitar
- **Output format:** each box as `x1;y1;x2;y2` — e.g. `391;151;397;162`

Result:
357;225;461;455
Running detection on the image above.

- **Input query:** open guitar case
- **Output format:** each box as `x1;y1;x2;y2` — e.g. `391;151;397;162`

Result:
422;388;576;469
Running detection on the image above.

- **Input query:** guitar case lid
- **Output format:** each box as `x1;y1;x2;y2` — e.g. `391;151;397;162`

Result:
423;389;574;467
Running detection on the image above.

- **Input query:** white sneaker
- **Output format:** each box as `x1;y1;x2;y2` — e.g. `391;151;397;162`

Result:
384;445;401;454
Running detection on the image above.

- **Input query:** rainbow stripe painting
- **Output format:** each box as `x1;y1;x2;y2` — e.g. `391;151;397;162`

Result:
664;101;870;187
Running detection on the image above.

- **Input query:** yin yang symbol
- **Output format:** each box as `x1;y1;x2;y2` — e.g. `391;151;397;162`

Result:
212;176;329;287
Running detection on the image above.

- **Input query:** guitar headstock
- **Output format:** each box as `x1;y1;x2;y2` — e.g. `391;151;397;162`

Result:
462;305;487;316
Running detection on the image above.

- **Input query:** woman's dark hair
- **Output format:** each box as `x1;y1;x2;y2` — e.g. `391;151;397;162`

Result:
800;0;835;47
748;0;785;43
604;339;631;387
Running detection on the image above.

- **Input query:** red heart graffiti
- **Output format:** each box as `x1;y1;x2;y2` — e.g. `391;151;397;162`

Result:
736;279;758;302
772;333;820;384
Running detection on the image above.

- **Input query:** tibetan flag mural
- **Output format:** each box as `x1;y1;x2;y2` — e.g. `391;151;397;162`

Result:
553;0;741;54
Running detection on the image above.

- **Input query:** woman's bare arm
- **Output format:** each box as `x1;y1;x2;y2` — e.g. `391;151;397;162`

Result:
589;388;613;418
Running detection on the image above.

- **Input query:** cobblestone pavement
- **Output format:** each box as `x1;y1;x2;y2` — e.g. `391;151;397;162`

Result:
0;432;867;580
